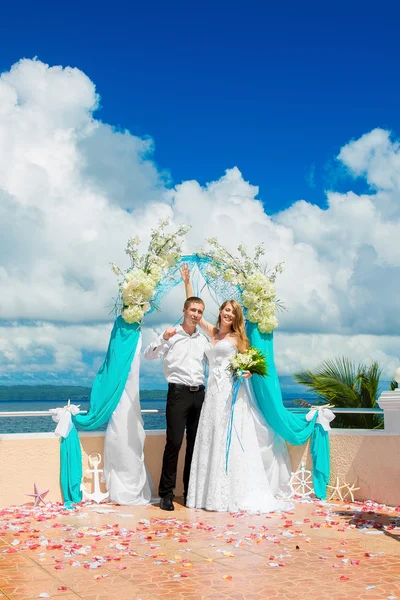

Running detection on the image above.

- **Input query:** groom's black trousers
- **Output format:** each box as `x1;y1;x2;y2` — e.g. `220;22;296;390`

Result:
159;383;205;499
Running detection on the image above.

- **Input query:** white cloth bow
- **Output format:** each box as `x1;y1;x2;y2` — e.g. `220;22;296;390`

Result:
212;357;227;392
49;402;81;438
305;406;335;431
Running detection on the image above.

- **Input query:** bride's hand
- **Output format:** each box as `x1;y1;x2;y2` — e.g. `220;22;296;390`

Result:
180;263;191;284
242;371;252;379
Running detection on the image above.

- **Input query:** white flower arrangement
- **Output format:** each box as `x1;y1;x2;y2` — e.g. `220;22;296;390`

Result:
200;239;284;333
111;218;190;324
230;347;268;377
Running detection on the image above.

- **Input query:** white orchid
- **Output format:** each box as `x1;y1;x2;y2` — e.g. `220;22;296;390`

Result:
202;239;284;333
122;305;145;324
112;218;190;324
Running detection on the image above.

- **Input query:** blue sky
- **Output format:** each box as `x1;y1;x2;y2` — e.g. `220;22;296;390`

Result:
1;1;400;390
2;1;399;210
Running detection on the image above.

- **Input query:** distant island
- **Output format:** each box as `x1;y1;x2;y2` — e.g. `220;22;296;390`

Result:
0;385;167;402
0;377;335;404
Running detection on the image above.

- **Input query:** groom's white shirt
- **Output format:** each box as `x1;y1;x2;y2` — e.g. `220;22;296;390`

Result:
143;325;208;386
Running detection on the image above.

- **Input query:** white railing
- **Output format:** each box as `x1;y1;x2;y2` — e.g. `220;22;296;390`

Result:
0;407;384;428
0;407;383;418
290;408;383;414
0;409;165;417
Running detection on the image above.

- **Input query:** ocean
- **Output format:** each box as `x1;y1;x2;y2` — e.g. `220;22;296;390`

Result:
0;396;305;434
0;399;167;434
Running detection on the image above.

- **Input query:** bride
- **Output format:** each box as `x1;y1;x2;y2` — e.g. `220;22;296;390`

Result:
181;264;291;513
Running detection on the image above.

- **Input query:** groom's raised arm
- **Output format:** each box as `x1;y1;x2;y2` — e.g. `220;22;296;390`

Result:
143;328;177;360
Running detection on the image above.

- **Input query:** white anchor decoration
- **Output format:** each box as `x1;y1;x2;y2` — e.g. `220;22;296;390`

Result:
80;452;109;504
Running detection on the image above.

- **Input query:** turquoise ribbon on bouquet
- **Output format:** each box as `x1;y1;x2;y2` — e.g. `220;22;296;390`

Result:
246;321;330;499
60;317;141;504
225;372;244;472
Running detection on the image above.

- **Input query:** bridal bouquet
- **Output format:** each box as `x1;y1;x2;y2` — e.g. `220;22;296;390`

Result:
230;347;268;377
200;239;284;333
111;218;189;324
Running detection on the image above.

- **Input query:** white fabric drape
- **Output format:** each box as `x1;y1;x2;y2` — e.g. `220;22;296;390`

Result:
103;336;154;505
245;380;292;497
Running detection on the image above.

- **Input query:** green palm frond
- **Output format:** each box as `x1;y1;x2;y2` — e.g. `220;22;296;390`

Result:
293;356;383;429
292;369;315;388
357;362;382;410
312;356;358;389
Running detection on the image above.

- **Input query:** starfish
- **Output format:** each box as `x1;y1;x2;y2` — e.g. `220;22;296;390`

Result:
327;476;348;502
26;483;49;507
342;481;360;503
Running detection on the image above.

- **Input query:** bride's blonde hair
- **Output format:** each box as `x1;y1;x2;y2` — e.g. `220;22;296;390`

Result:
217;300;249;353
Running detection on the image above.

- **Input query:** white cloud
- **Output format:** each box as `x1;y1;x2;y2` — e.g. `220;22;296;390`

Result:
0;322;398;386
0;322;112;384
0;59;399;386
0;58;171;323
274;333;400;380
338;128;400;192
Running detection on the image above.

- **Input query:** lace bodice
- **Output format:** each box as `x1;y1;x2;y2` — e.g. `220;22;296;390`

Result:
205;338;237;365
205;339;237;392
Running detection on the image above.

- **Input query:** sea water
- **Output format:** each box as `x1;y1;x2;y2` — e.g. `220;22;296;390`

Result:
0;396;303;434
0;399;167;434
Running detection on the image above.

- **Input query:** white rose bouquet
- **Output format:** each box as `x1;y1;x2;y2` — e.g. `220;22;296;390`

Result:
230;347;268;377
111;218;189;324
200;239;284;333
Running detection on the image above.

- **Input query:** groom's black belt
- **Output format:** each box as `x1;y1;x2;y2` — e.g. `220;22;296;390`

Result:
168;383;205;392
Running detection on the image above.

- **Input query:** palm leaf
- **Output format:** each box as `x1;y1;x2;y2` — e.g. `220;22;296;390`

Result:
293;356;383;429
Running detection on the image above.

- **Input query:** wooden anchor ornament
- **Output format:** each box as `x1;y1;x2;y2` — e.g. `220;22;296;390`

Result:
80;452;109;503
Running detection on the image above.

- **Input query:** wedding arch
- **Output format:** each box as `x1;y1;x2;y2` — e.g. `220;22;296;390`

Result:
57;222;331;505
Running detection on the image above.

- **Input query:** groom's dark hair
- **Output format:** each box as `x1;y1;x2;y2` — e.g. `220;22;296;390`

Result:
184;296;205;310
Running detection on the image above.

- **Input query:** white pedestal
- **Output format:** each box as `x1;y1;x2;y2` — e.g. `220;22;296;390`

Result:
377;390;400;434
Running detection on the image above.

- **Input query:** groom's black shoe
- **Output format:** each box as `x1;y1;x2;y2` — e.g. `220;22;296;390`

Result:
160;496;174;511
183;493;187;506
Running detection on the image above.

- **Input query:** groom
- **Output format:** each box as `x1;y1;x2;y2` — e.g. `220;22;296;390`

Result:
143;297;208;511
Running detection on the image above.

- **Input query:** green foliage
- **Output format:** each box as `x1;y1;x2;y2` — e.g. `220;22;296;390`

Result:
293;357;383;429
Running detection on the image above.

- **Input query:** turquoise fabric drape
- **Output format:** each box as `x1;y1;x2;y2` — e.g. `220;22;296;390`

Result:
60;426;82;505
59;253;331;504
60;317;141;504
246;321;330;499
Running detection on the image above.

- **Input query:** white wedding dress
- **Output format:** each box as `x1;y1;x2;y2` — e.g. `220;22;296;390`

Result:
186;339;291;513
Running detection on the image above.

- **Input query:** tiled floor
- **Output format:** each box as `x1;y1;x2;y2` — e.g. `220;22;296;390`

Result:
0;497;399;600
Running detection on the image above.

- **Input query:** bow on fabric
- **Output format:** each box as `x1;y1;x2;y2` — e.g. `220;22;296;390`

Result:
212;357;225;392
306;407;336;431
50;402;81;439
